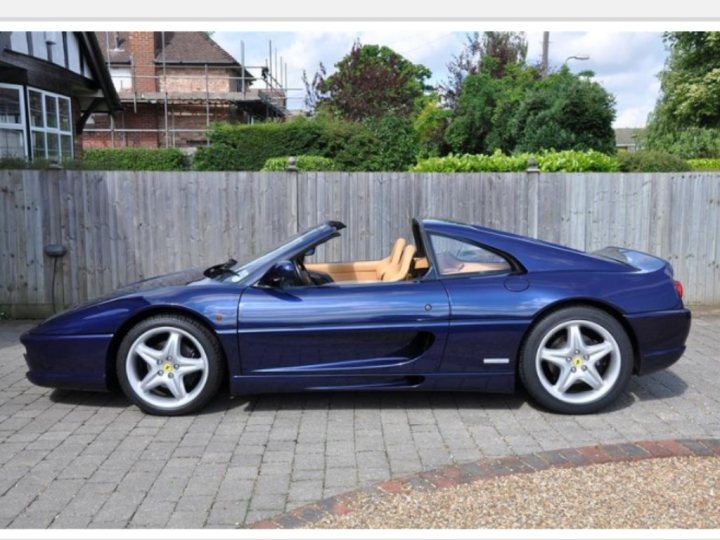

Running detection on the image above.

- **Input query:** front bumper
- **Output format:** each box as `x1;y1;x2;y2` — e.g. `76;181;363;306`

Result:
20;331;112;392
625;308;691;375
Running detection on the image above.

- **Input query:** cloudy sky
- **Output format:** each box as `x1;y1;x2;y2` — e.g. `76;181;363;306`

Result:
213;31;668;128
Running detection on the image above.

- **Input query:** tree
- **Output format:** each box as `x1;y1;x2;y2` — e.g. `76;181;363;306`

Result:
445;66;615;155
302;63;328;112
444;63;537;154
511;68;616;154
445;71;501;154
441;32;528;110
414;97;452;158
645;32;720;157
654;32;720;128
303;41;431;121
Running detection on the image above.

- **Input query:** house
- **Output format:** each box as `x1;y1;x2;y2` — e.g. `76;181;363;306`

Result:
0;32;121;161
84;32;287;149
615;127;645;153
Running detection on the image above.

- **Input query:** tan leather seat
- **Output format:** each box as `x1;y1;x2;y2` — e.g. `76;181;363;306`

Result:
381;244;417;282
305;237;410;282
375;237;406;279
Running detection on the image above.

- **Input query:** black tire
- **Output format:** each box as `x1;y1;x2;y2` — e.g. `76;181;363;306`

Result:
116;314;224;416
518;306;633;414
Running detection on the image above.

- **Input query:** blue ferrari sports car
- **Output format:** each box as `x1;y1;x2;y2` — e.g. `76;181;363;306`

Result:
21;218;690;416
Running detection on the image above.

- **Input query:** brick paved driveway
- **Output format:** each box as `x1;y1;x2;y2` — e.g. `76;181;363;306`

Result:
0;310;718;528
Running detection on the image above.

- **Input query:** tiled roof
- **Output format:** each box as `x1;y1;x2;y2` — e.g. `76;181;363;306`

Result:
95;32;131;64
156;32;239;65
94;32;240;66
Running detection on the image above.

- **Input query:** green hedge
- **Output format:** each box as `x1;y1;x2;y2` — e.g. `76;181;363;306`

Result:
617;150;690;172
688;158;720;171
194;116;418;172
0;157;83;170
261;155;336;171
411;150;619;173
194;119;343;171
82;148;185;171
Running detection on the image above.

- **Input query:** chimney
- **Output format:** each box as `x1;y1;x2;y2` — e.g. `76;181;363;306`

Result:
128;32;157;93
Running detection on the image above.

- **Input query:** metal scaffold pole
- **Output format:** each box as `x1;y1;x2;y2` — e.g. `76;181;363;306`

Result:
162;31;169;148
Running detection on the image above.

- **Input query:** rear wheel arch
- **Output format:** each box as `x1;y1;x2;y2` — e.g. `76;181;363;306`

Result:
518;299;640;374
106;306;228;391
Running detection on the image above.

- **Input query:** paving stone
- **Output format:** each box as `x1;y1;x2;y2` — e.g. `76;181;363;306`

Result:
1;314;719;528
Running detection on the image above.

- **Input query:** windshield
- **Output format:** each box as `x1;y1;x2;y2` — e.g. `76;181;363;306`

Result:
215;224;333;283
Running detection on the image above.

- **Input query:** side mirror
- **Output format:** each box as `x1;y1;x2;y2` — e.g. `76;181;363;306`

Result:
261;260;298;287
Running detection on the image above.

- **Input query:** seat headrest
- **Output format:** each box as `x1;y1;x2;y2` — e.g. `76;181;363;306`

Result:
381;245;417;282
390;238;407;264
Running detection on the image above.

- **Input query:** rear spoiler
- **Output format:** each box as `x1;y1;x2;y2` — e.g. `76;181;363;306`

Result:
592;246;672;275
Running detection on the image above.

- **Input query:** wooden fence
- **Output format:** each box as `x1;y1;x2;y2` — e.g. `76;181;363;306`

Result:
1;169;718;317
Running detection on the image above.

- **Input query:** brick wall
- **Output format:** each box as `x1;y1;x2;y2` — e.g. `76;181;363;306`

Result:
128;32;157;93
158;67;235;93
82;102;240;150
83;104;161;148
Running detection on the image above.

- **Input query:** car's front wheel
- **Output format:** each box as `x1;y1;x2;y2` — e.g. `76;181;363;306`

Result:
116;314;223;415
519;306;633;414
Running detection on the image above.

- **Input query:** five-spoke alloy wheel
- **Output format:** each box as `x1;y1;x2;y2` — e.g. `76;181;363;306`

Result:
117;315;223;415
519;306;633;414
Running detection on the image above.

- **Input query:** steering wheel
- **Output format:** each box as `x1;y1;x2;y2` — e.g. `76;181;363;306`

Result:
292;257;313;286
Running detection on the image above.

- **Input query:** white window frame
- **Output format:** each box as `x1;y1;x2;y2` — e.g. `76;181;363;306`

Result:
0;83;28;159
27;86;73;161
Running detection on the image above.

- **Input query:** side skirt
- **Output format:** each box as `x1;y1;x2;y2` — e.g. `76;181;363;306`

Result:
229;372;515;396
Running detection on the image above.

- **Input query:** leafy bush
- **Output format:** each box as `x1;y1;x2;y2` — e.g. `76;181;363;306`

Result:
0;157;86;170
411;150;619;173
538;149;619;172
196;115;418;172
359;115;419;171
642;126;720;159
194;118;341;171
83;148;185;171
617;150;690;172
512;70;617;155
414;99;451;158
688;158;720;171
261;155;336;171
445;66;616;156
0;157;31;169
411;151;527;172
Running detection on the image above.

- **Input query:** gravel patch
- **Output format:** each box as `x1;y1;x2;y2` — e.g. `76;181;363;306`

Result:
311;456;720;528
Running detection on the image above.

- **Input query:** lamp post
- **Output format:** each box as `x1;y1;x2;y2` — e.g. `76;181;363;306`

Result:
564;55;590;67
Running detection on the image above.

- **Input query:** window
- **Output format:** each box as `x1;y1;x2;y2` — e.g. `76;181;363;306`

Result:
429;234;512;276
109;67;132;91
27;88;73;161
0;84;27;158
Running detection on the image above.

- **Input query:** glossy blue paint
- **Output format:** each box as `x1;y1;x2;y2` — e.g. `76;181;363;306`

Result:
23;332;110;391
237;280;449;375
20;218;691;401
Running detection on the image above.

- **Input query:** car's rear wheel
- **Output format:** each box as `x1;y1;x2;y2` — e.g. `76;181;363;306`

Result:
116;314;223;416
518;306;633;414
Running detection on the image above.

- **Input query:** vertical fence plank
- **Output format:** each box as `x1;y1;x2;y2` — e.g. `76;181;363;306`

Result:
2;170;720;313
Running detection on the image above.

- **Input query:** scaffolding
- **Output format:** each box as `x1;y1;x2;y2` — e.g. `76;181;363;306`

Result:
85;35;304;148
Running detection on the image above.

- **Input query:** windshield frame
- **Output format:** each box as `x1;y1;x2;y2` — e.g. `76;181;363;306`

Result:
215;222;344;285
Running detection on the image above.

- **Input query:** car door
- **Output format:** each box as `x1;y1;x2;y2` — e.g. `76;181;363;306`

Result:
237;280;450;376
426;231;531;375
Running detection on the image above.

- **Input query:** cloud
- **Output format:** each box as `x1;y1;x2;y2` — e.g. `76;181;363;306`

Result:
526;31;666;127
213;31;668;127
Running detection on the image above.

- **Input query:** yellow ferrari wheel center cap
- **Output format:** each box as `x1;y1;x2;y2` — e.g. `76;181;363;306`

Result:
162;362;174;373
572;357;584;367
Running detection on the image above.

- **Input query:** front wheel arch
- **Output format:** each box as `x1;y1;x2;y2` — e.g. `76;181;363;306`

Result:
105;306;228;392
517;299;640;375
